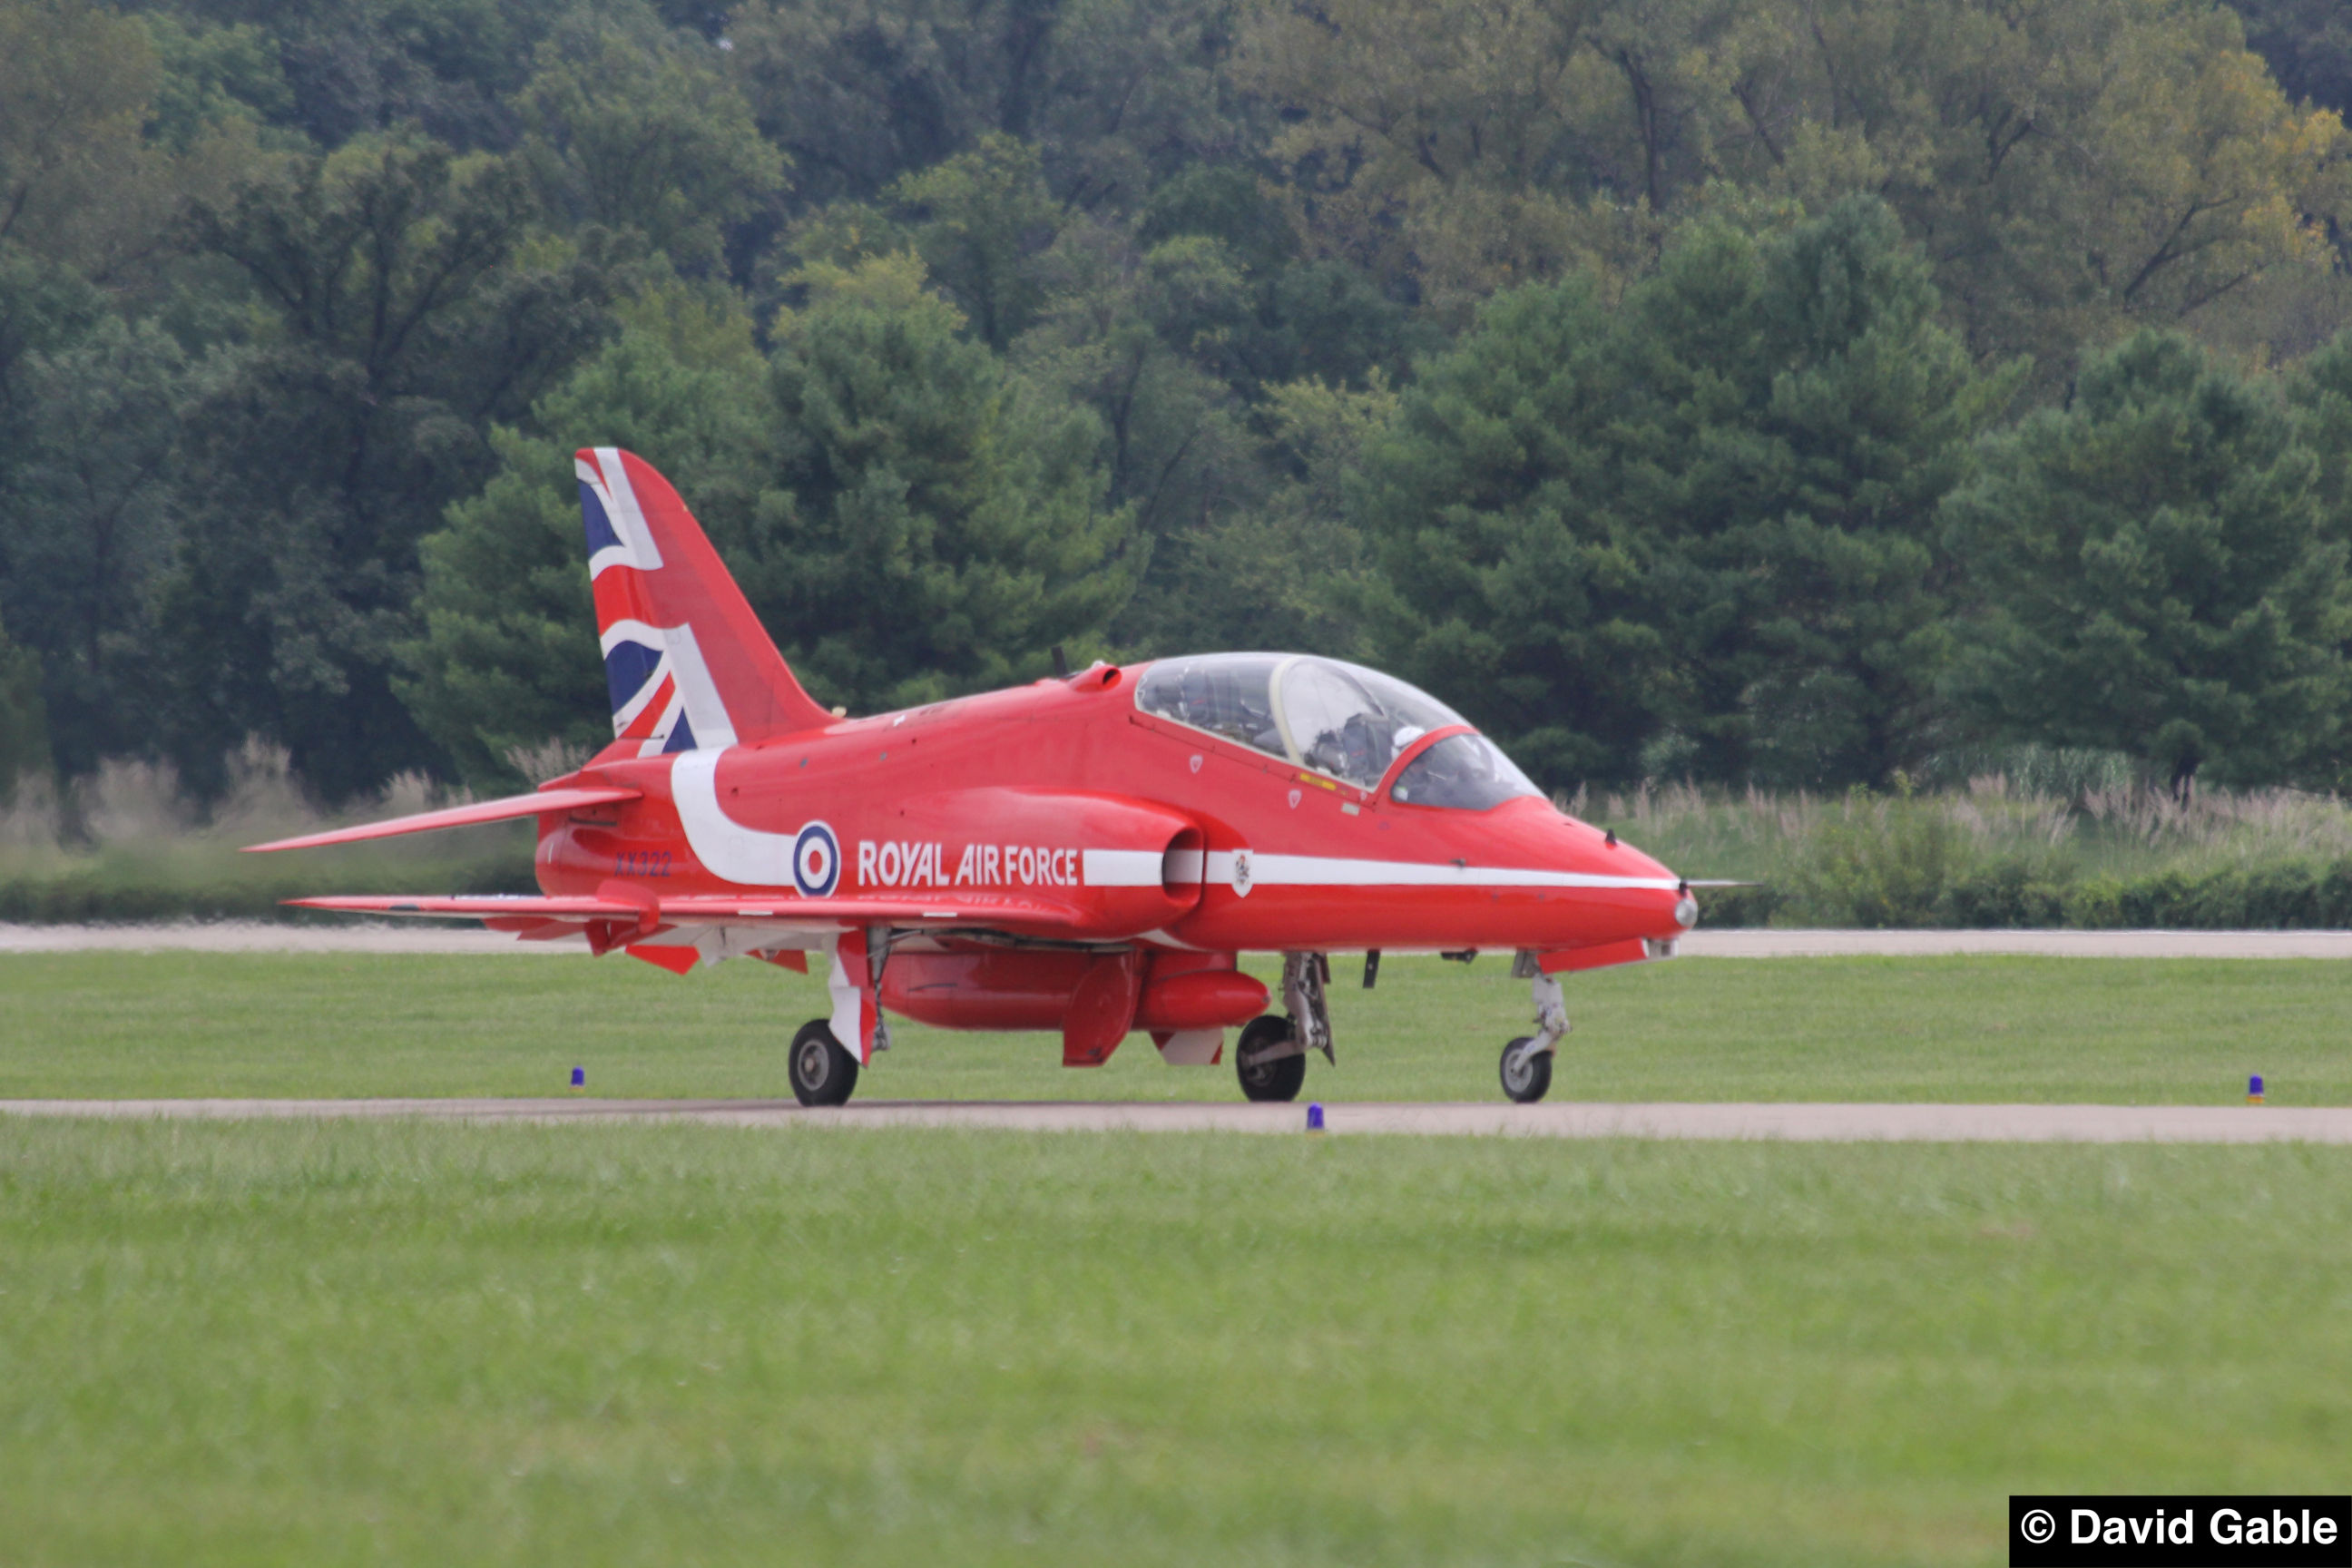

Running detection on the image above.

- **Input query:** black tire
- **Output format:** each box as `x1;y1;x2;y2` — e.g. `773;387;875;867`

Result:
1236;1014;1308;1102
1499;1036;1553;1104
789;1019;859;1107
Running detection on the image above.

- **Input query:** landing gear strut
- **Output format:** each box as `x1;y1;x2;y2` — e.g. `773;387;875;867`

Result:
1498;968;1570;1104
1234;952;1335;1102
789;1018;859;1107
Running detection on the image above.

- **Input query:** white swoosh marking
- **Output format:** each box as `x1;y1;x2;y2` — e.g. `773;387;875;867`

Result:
671;750;792;886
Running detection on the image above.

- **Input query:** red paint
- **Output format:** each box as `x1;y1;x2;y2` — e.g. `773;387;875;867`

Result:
1133;966;1268;1031
1062;951;1142;1066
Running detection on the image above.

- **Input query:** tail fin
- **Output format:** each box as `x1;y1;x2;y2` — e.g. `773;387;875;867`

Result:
578;447;831;755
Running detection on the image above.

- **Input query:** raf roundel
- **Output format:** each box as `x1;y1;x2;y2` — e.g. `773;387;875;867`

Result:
792;821;840;897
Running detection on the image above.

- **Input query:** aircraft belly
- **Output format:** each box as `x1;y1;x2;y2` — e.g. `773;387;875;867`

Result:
883;949;1091;1030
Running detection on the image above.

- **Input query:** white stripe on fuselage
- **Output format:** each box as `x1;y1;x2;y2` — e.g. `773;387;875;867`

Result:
1082;849;1164;887
674;762;1674;896
1180;851;1674;892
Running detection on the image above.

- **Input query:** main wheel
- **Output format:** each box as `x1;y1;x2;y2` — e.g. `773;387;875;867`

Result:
1499;1036;1553;1104
789;1019;860;1107
1235;1014;1308;1102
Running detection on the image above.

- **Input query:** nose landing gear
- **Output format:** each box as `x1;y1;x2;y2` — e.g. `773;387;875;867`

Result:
1498;967;1570;1104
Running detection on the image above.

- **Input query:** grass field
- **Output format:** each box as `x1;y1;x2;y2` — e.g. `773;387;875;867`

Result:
3;1119;2347;1567
6;950;2348;1565
3;949;2349;1106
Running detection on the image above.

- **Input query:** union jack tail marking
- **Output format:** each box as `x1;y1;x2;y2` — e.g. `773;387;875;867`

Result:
576;448;832;755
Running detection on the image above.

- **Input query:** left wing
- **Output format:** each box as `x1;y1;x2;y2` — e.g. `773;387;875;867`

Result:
288;890;1092;967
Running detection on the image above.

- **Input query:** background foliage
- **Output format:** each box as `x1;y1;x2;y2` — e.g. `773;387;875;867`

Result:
6;0;2352;814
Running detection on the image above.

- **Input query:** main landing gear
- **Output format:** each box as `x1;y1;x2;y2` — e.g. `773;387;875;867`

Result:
789;1018;859;1107
1498;963;1571;1104
1235;951;1336;1102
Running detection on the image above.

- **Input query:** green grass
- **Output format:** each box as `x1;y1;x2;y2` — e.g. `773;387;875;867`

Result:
7;954;2349;1563
3;950;2349;1105
1;1120;2346;1567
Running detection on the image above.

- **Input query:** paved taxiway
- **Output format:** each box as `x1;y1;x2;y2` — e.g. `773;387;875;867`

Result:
5;1097;2348;1143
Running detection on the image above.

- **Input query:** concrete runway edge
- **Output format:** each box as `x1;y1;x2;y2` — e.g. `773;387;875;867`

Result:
4;1098;2348;1143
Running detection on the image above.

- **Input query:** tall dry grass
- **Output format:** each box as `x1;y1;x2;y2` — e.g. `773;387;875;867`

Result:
0;738;536;922
1579;773;2352;927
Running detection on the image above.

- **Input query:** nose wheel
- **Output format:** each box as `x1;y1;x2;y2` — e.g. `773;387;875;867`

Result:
789;1018;859;1107
1499;1036;1553;1103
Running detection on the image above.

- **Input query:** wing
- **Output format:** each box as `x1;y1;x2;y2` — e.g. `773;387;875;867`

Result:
246;787;641;852
287;891;1092;969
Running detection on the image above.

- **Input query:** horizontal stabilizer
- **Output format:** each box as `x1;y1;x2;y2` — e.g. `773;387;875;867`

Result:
244;786;642;853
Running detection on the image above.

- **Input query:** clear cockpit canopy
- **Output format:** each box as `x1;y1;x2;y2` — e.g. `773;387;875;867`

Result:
1135;653;1540;808
1389;733;1542;810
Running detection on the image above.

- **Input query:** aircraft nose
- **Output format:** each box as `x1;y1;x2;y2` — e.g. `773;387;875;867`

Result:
1574;829;1695;937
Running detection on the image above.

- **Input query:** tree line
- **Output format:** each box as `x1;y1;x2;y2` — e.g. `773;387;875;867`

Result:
4;0;2352;803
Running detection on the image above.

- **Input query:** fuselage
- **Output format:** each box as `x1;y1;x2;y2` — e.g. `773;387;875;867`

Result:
535;657;1690;957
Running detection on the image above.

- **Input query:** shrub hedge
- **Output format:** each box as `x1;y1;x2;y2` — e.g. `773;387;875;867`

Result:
1693;857;2352;928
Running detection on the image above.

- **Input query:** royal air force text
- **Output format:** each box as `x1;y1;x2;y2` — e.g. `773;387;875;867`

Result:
857;840;1081;890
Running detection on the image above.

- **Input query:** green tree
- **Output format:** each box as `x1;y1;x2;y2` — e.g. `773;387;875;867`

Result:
138;11;294;152
0;610;52;795
887;132;1060;348
519;27;787;275
1238;0;2352;372
0;244;98;425
1653;200;2016;785
1355;198;2007;788
1014;220;1260;572
163;138;616;798
1134;164;1436;396
1784;0;2349;377
0;0;162;265
1234;0;1654;318
728;0;1241;211
763;253;1137;710
1945;331;2352;795
0;0;267;286
0;316;192;774
180;0;604;151
2284;327;2352;528
2230;1;2352;119
1151;372;1396;659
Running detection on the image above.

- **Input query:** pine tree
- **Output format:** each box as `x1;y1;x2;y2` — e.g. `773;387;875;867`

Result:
1945;331;2352;794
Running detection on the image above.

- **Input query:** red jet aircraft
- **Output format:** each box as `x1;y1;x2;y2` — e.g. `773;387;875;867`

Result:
250;448;1700;1105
